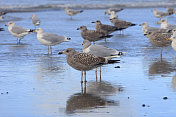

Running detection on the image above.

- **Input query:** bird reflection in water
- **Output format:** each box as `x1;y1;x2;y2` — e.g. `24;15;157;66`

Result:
171;74;176;92
148;59;175;78
66;80;120;114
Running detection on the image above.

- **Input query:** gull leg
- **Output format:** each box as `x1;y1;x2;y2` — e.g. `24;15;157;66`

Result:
50;46;52;55
48;46;49;54
84;71;87;83
81;71;83;83
95;68;98;82
100;67;102;82
84;80;87;94
160;47;163;59
19;37;23;44
16;37;19;44
81;82;83;94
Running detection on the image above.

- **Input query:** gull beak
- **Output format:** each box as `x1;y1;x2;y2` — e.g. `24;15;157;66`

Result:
156;21;161;24
91;21;95;23
33;29;37;32
166;38;172;40
77;28;80;30
5;24;8;26
58;52;63;55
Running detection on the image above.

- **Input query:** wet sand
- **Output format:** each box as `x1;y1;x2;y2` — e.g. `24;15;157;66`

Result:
0;8;176;117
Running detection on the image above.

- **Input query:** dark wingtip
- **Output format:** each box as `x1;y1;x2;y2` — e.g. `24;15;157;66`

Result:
118;52;124;55
29;29;35;32
106;34;113;38
67;37;71;40
80;10;83;13
108;59;120;64
132;24;136;26
0;28;4;31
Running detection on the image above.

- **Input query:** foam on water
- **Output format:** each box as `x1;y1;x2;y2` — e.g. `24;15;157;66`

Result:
0;0;176;12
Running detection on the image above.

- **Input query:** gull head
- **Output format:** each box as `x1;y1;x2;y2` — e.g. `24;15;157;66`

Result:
91;20;101;24
157;19;168;24
31;14;36;19
34;28;44;33
139;22;148;27
5;21;15;27
64;36;71;42
77;25;87;31
110;17;117;21
58;48;76;55
82;40;91;49
172;28;176;34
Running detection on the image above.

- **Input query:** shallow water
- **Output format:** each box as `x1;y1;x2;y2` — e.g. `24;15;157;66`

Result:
0;5;176;117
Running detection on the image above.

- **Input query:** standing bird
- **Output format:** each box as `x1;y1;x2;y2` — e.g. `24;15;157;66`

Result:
77;25;113;43
104;8;123;15
5;21;33;44
58;48;119;82
167;29;176;51
0;11;7;19
166;7;174;15
153;8;169;20
157;19;176;30
92;20;121;36
34;28;71;54
64;7;83;19
82;40;124;80
110;17;136;34
146;30;172;58
31;14;41;29
109;11;118;20
139;22;160;36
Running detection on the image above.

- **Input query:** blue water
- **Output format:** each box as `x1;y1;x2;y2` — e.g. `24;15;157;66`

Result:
0;0;176;12
0;1;176;117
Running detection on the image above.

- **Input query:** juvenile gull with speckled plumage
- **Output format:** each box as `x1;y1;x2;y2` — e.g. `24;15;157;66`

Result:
58;48;120;82
146;30;172;58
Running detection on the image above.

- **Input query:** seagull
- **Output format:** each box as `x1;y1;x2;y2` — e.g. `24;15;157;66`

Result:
145;30;172;58
92;20;121;36
157;19;176;30
105;8;123;15
110;17;136;34
31;14;41;29
58;48;120;82
167;29;176;51
77;25;113;43
34;28;71;54
166;7;174;15
5;21;33;44
64;7;83;19
82;40;124;80
139;22;160;36
153;8;169;20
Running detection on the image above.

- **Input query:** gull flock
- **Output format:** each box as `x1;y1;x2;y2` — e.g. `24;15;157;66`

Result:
1;7;176;82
